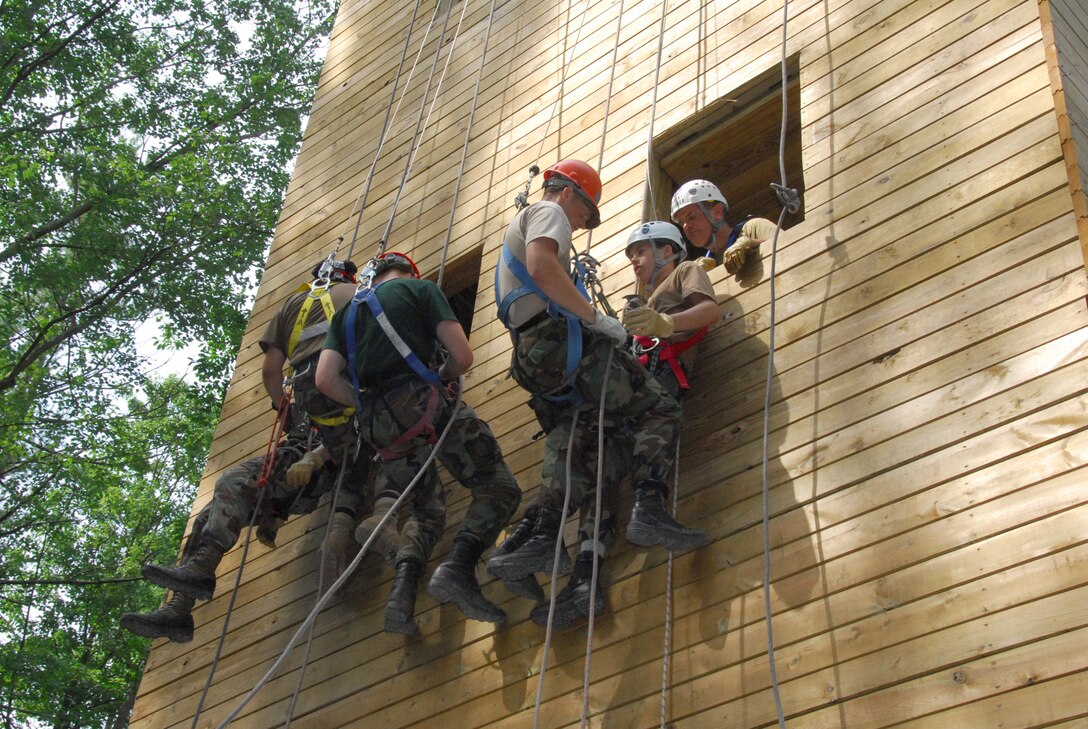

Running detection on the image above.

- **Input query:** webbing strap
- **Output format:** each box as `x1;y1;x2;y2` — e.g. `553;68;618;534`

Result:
634;326;707;391
288;284;337;359
496;244;587;396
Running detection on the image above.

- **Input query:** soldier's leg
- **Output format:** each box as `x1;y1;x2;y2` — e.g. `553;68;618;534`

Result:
385;470;446;635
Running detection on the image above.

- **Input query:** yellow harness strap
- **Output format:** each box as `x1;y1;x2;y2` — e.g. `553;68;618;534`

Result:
287;282;338;360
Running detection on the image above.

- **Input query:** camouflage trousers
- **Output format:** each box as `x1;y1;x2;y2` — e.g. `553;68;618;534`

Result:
512;317;682;509
201;430;369;552
359;377;521;556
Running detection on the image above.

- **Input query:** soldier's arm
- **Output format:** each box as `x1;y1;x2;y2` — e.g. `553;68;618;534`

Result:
667;293;719;334
262;345;288;407
436;320;473;379
315;349;356;407
525;237;596;322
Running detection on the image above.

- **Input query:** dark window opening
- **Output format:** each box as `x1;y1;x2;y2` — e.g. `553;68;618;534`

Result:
427;245;482;336
647;54;805;254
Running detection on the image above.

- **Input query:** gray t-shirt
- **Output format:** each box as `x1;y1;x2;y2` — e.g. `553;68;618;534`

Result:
494;201;573;328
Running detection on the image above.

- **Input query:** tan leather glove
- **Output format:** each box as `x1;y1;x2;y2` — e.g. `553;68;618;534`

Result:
319;511;357;590
623;307;675;338
286;450;325;489
696;256;717;272
724;238;758;274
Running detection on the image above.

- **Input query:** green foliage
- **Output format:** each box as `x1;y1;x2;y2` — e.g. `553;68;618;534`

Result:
0;0;335;725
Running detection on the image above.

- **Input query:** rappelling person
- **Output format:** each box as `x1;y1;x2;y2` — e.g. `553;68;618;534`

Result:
487;160;707;595
120;259;372;643
316;251;522;633
522;220;721;629
671;179;776;274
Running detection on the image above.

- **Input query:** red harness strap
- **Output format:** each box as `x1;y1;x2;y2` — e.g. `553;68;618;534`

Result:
374;384;441;460
635;326;708;391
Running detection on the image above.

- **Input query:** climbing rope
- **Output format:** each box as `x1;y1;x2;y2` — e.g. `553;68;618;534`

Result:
437;0;498;289
762;0;799;727
659;438;680;728
215;381;466;728
643;0;670;215
190;391;292;729
379;0;469;255
282;459;351;728
338;0;429;262
581;347;613;725
532;404;584;728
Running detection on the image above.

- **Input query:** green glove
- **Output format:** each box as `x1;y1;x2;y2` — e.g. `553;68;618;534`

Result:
623;307;675;338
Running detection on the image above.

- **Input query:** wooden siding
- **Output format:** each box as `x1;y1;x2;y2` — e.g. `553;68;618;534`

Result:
130;0;1088;726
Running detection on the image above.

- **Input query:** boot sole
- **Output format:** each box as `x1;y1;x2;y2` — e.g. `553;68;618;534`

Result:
502;575;545;602
427;574;506;624
625;522;709;552
140;565;214;601
485;550;572;581
120;614;194;643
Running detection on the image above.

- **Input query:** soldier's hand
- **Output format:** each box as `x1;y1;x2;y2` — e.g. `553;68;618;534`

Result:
586;310;627;347
286;450;325;489
623;307;675;338
723;238;758;274
696;256;717;272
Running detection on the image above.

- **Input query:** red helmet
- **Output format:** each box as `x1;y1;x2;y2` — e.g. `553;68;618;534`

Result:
370;251;420;279
543;159;602;229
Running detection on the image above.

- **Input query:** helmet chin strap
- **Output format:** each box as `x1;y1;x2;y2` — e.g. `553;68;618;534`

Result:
647;243;682;290
696;201;726;251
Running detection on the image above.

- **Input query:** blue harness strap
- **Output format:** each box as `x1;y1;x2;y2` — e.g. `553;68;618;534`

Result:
495;245;590;403
345;283;440;397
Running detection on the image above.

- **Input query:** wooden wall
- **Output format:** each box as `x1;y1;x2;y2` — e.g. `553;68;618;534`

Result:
129;0;1088;726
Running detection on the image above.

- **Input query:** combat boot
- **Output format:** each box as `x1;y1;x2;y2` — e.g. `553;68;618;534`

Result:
384;558;424;636
428;532;506;624
626;482;709;552
484;507;571;581
529;553;605;630
141;542;225;601
120;592;196;643
487;508;544;601
355;493;400;565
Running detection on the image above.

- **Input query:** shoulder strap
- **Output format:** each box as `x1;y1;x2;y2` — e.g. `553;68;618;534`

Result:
287;283;338;359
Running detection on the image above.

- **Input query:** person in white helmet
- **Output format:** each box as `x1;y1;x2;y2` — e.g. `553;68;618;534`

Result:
670;179;777;274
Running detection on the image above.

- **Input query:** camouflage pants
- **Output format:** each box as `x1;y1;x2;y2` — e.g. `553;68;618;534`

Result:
512;317;681;509
202;431;369;552
359;378;521;553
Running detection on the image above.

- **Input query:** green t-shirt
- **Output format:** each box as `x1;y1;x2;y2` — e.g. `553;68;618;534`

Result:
324;277;458;387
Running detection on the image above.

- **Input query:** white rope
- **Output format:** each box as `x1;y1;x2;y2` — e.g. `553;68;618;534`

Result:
437;0;497;289
340;0;430;261
215;382;466;728
379;0;470;253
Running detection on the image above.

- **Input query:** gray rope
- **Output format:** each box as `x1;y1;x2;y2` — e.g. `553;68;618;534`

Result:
583;0;626;253
380;0;468;253
341;0;427;261
581;347;614;726
532;405;584;729
438;0;498;289
215;382;466;728
659;438;680;728
643;0;669;216
762;0;797;727
282;458;351;728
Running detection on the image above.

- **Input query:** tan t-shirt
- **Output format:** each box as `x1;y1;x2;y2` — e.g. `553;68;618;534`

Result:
495;201;574;328
646;260;716;372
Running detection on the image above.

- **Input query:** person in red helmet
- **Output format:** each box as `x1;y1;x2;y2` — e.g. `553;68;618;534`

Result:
490;160;707;591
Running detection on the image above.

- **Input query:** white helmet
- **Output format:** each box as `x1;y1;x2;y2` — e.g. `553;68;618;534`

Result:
670;179;728;221
625;221;686;289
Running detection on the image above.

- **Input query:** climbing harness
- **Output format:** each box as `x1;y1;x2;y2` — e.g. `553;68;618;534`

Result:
633;327;707;392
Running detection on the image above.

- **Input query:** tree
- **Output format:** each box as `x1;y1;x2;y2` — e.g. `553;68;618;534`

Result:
0;0;336;725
